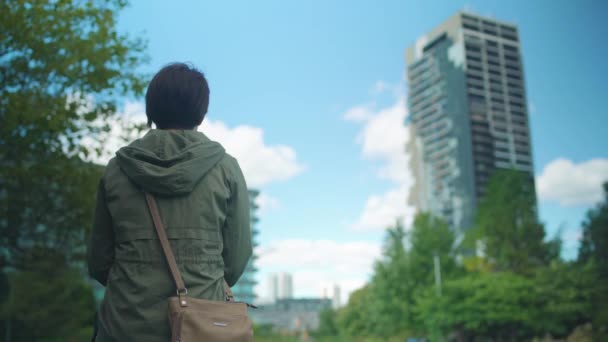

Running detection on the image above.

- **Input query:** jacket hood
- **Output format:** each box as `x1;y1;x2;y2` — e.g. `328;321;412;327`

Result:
116;129;225;196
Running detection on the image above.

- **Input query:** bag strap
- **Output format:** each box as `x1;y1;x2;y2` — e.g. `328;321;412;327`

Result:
144;192;235;302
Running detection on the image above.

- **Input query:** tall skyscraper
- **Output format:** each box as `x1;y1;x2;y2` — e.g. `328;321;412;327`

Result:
277;272;293;299
406;12;534;232
268;273;279;302
332;285;341;309
268;272;294;303
231;189;260;304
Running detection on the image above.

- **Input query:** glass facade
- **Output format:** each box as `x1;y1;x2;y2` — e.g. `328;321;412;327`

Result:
406;12;534;233
231;189;259;304
407;31;476;232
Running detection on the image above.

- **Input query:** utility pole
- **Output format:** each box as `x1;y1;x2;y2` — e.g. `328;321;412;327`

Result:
433;253;444;342
434;253;442;297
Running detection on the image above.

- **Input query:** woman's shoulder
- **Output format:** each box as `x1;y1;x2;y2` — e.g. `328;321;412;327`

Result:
215;153;245;179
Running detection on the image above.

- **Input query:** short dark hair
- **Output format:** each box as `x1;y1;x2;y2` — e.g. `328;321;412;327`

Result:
145;63;210;129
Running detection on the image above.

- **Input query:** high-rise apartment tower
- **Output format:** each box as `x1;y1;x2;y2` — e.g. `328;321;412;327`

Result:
406;12;534;232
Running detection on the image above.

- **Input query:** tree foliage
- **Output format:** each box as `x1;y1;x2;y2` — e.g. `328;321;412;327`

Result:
1;258;96;341
533;261;594;336
333;173;605;341
578;182;608;270
0;0;147;270
578;181;608;339
0;0;147;339
332;215;457;339
415;272;542;340
336;286;374;337
315;308;339;338
408;213;458;289
415;262;594;341
368;220;413;337
473;169;550;274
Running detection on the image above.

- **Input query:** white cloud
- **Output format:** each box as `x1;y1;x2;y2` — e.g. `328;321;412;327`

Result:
357;97;410;183
352;184;415;231
536;158;608;206
344;87;415;231
255;239;381;305
200;120;305;188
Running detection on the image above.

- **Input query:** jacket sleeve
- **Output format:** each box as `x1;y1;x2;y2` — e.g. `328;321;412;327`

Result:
222;160;252;287
87;178;115;286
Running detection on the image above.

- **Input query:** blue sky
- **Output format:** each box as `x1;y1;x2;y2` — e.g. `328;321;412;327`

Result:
115;0;608;301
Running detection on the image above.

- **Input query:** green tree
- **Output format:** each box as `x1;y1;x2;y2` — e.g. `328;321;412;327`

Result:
578;181;608;339
473;169;549;274
415;272;544;341
368;220;414;337
579;182;608;270
315;308;339;337
0;0;147;339
0;0;147;271
415;266;596;341
408;213;458;290
2;254;96;341
336;285;374;337
533;261;594;338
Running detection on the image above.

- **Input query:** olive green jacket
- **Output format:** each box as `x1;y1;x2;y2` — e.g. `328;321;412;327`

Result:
87;129;252;342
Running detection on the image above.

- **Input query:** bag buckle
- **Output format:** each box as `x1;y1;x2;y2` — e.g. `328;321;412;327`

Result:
177;288;188;307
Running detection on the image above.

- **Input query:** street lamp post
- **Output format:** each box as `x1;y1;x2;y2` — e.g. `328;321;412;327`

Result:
434;254;442;297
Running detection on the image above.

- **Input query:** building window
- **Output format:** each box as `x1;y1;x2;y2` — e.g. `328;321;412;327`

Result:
463;23;479;31
489;76;502;85
502;33;518;41
506;64;521;72
462;14;479;22
470;93;486;100
509;98;525;108
487;49;499;57
467;73;483;81
514;130;528;138
493;114;507;122
483;28;497;35
507;81;522;89
468;83;485;91
503;44;519;53
501;25;517;34
509;91;523;99
504;54;519;63
467;54;482;63
469;64;483;72
489;69;502;76
491;103;506;111
490;83;503;91
511;110;526;119
488;58;500;67
466;44;481;53
507;73;521;81
512;117;527;126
